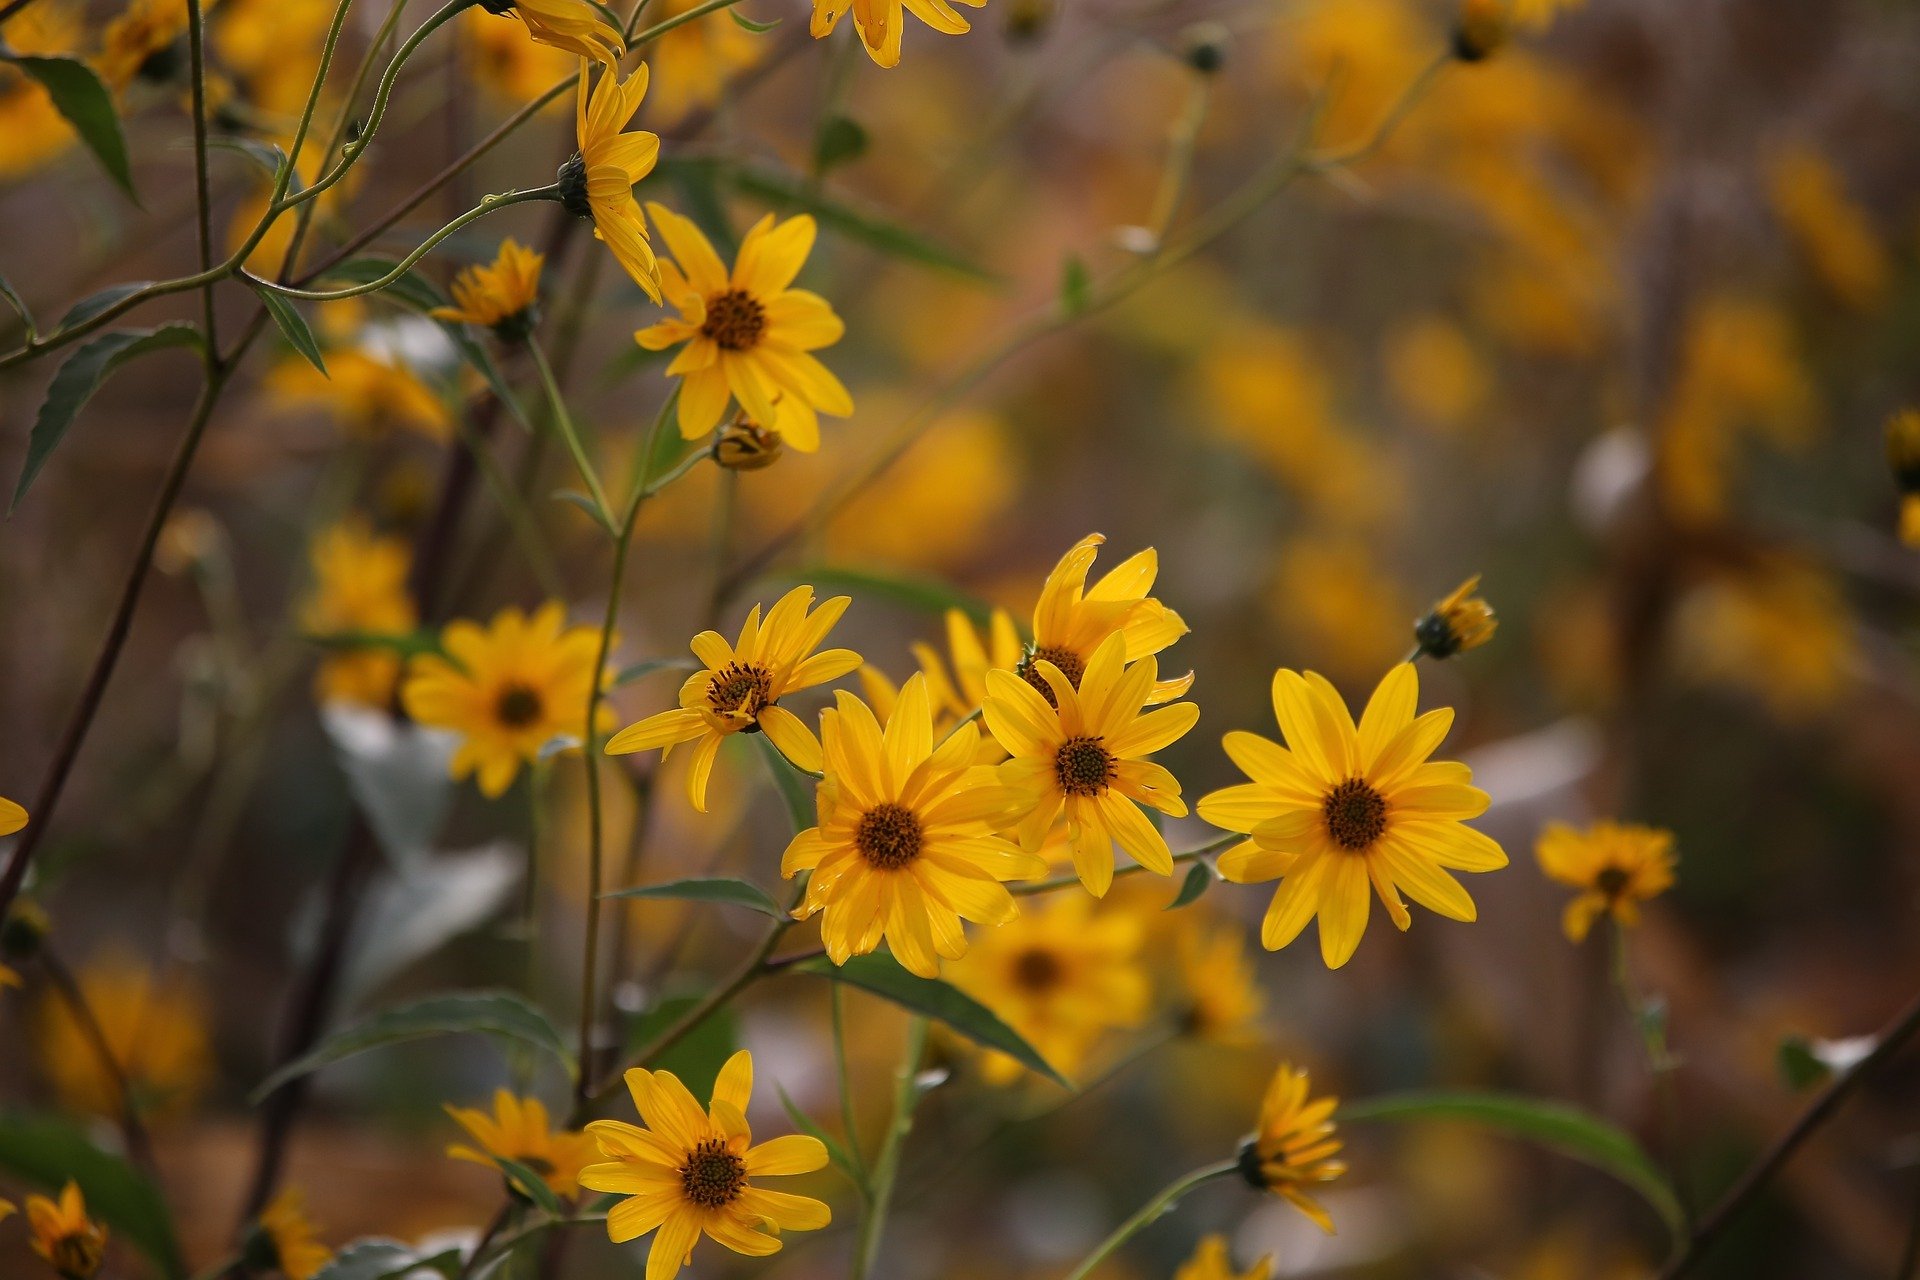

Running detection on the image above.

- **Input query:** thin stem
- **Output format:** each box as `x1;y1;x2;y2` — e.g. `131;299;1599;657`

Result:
830;983;867;1182
185;0;218;351
527;335;615;530
1611;922;1695;1228
1060;1160;1241;1280
1142;71;1213;243
41;947;158;1177
850;1016;929;1280
1010;831;1237;897
626;0;748;45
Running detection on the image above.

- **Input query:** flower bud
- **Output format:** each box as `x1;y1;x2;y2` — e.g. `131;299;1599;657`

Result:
714;418;784;471
1414;574;1497;659
1180;22;1229;75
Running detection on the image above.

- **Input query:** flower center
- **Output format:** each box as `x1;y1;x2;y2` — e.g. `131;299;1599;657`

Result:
1054;735;1114;796
495;682;545;730
702;289;767;352
1011;946;1064;992
707;661;774;722
856;803;923;870
1595;866;1631;898
1017;644;1085;707
1323;778;1388;851
680;1137;747;1208
51;1233;105;1280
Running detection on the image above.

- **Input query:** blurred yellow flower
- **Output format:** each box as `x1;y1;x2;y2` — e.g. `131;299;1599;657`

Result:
482;0;625;63
214;0;337;118
1414;574;1497;660
1177;1234;1272;1280
0;2;80;181
646;0;767;122
1535;821;1676;943
1203;663;1507;968
1174;918;1264;1044
810;0;983;68
581;1050;830;1279
431;238;544;338
948;893;1149;1083
38;955;212;1120
1;796;26;837
250;1189;332;1280
1766;145;1889;311
1673;559;1853;720
1269;539;1411;680
300;518;418;709
26;1181;106;1280
985;632;1197;897
447;1089;600;1197
461;7;574;105
403;602;606;798
859;606;1023;759
1021;533;1191;709
1241;1063;1345;1233
565;61;662;300
1384;316;1490;433
606;586;860;812
638;203;852;447
96;0;189;93
1884;408;1920;546
782;676;1042;977
269;349;450;443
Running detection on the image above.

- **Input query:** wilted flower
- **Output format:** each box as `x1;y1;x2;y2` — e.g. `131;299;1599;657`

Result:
1238;1064;1345;1233
1535;821;1676;943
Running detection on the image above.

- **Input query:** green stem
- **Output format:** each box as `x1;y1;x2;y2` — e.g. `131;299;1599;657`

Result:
185;0;218;352
1612;922;1695;1228
1060;1160;1241;1280
851;1016;930;1280
527;334;615;530
626;0;747;45
830;982;867;1184
1011;830;1238;897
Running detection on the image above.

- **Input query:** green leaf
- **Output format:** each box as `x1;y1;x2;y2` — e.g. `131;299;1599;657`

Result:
1060;255;1091;315
0;274;35;338
611;656;699;688
1165;860;1214;910
12;324;203;511
754;733;816;835
796;953;1069;1088
3;55;134;198
0;1112;185;1279
251;991;574;1101
257;288;328;373
730;7;781;29
602;876;786;918
207;134;290;182
58;281;155;329
775;1082;864;1188
313;1240;462;1280
768;565;996;625
1339;1091;1682;1231
497;1156;567;1215
813;115;868;174
626;994;738;1099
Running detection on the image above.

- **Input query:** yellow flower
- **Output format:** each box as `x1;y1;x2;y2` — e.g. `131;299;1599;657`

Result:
96;0;188;93
580;1050;830;1280
563;60;662;301
1885;408;1920;499
1240;1063;1345;1233
637;202;852;446
1174;919;1264;1044
1270;539;1411;681
26;1182;106;1280
447;1089;601;1198
38;955;212;1119
431;238;544;338
481;0;626;63
1902;495;1920;551
1176;1234;1272;1280
809;0;983;68
1766;144;1889;311
1452;0;1510;61
0;2;81;181
1383;316;1489;433
1022;533;1192;711
781;676;1043;977
947;893;1149;1083
1;964;19;991
858;606;1024;760
984;631;1198;897
1535;821;1676;944
403;603;606;798
1;795;26;837
1200;663;1508;968
461;7;574;105
269;349;450;443
300;518;418;709
213;0;336;118
605;586;860;813
646;0;766;122
1510;0;1583;30
1413;574;1497;659
1673;559;1853;719
250;1189;332;1280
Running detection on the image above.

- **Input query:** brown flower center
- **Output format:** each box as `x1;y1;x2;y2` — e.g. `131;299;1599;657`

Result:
1054;735;1114;796
708;661;773;722
1323;778;1388;851
1017;644;1085;707
1011;946;1065;992
856;802;923;870
680;1137;747;1208
1595;865;1631;898
495;682;545;730
50;1234;105;1280
702;289;767;351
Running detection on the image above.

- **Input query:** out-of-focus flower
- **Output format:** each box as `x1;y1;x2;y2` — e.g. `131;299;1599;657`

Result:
1019;533;1191;708
153;509;224;576
948;893;1149;1083
1535;821;1676;943
0;3;81;181
1414;574;1497;659
1884;408;1920;547
37;956;212;1119
581;1050;830;1278
431;238;544;340
446;1090;600;1198
1384;316;1490;433
1766;145;1889;312
606;586;860;812
1203;663;1506;968
96;0;188;93
300;518;418;709
783;676;1041;977
562;62;661;300
1511;0;1583;30
269;349;450;442
860;606;1024;759
1;796;27;837
403;603;605;798
1269;0;1429;153
984;632;1197;897
645;0;766;121
480;0;625;63
246;1189;332;1280
1239;1063;1345;1233
1177;1234;1272;1280
461;8;574;105
26;1182;106;1280
1451;0;1510;61
810;0;983;68
1174;918;1264;1044
1672;559;1853;720
1270;539;1412;681
214;0;336;118
638;203;851;447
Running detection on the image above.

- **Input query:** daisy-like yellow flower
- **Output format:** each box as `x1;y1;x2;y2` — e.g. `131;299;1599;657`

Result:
637;202;852;448
248;1189;332;1280
479;0;626;62
561;60;662;301
781;676;1043;977
1238;1064;1346;1234
1199;663;1507;968
1;796;26;837
269;349;450;443
447;1089;601;1198
809;0;983;68
606;586;860;813
38;955;212;1119
580;1050;830;1280
1413;574;1497;660
1174;919;1264;1044
947;893;1148;1083
983;631;1198;897
26;1182;107;1280
96;0;188;93
1535;821;1676;944
1021;533;1191;709
858;607;1024;762
431;239;544;339
300;518;418;709
1177;1234;1273;1280
402;602;606;799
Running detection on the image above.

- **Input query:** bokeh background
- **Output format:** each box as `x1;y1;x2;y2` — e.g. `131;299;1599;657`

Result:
4;0;1920;1276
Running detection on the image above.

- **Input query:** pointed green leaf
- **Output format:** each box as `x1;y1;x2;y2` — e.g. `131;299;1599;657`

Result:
12;324;203;511
602;876;785;918
4;55;134;198
775;1082;864;1188
57;281;156;329
1165;860;1214;910
206;134;290;181
496;1156;567;1215
0;1112;185;1278
257;288;328;373
0;274;35;337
